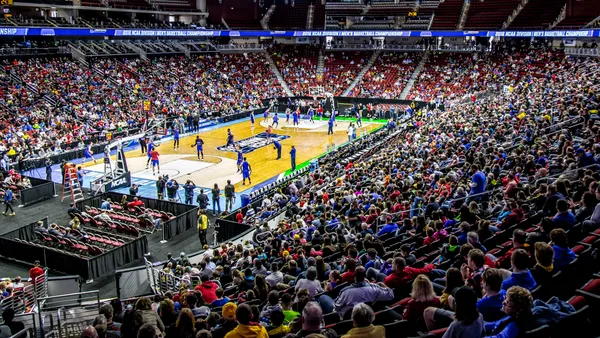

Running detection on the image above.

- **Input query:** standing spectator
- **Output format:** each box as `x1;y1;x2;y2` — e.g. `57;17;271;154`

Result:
2;187;15;216
197;189;209;210
156;176;166;200
184;180;196;205
29;260;44;282
197;209;209;247
99;304;121;336
341;303;383;338
212;184;221;216
224;180;235;212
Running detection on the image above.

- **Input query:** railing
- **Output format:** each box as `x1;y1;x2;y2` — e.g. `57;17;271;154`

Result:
217;44;265;52
549;3;566;29
0;270;48;315
38;291;100;338
565;47;600;57
145;258;184;295
502;0;528;29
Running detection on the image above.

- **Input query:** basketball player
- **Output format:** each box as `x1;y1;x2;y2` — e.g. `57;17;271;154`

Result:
149;148;160;175
293;107;300;131
192;136;204;160
250;110;255;128
356;110;362;127
317;105;324;120
226;129;234;147
263;108;270;124
308;107;315;123
266;125;273;143
271;113;279;129
84;143;97;164
241;157;252;185
145;139;155;169
173;127;180;150
285;107;291;125
236;147;243;173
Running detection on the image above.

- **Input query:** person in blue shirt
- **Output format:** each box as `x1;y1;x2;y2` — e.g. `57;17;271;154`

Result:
76;166;84;188
100;199;112;210
478;268;506;322
576;148;596;167
501;249;537;291
145;140;155;169
468;164;487;202
173;127;180;150
363;249;382;270
84;143;96;164
549;228;576;270
2;188;15;216
308;108;314;123
249;110;255;127
552;199;576;230
273;140;282;160
285;108;291;125
226;129;234;147
377;223;398;237
272;113;279;129
293;108;300;130
183;180;196;205
327;114;335;135
263;108;270;124
484;286;535;338
192;136;204;160
236;148;244;173
290;145;296;171
241;157;252;185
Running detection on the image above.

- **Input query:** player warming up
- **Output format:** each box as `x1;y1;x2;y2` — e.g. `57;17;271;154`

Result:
192;136;204;160
293;108;300;131
226;129;235;147
84;143;97;164
236;147;243;173
241;157;252;185
285;108;291;125
173;127;180;150
149;148;160;175
271;113;279;129
145;139;155;169
250;110;255;128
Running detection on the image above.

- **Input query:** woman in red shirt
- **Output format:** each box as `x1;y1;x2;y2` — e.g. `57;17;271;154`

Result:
403;275;441;329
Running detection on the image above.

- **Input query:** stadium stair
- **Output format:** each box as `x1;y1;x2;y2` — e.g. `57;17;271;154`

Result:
342;49;382;97
260;4;276;30
264;51;293;97
400;51;428;100
307;4;314;29
457;0;470;30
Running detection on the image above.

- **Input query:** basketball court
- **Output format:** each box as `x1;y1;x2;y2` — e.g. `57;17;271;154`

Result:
79;115;383;207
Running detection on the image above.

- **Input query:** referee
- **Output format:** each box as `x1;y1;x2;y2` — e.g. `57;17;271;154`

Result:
197;209;209;247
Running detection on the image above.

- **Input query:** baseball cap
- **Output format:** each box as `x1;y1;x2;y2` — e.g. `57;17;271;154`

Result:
222;302;237;319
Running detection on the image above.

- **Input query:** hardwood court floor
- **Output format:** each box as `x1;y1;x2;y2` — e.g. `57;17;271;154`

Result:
91;117;380;191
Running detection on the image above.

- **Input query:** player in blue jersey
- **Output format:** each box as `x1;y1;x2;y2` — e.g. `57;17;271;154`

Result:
271;113;279;129
145;140;155;169
236;147;243;173
241;157;252;185
226;129;234;147
173;127;180;150
191;135;204;160
356;110;362;127
250;110;255;128
308;107;315;123
293;108;300;130
328;113;336;135
263;108;270;124
84;143;97;164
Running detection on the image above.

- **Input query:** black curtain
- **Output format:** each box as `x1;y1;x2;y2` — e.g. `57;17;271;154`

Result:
216;218;252;243
0;218;46;240
20;177;56;206
0;231;148;280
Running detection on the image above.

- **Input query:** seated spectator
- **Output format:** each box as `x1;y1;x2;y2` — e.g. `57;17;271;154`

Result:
286;301;336;338
280;294;300;325
403;275;440;328
165;308;195;338
137;324;157;338
334;267;394;318
575;191;597;223
159;299;177;328
399;244;416;267
195;275;218;304
212;303;238;338
1;308;25;338
438;268;464;310
266;309;290;337
266;262;284;288
501;249;537;291
80;326;99;338
549;228;575;270
294;267;323;299
477;268;506;322
498;201;524;230
363;249;383;270
367;256;435;289
99;304;121;336
552;199;576;230
490;229;530;270
484;286;535;337
261;291;282;320
467;232;486;253
529;242;555;287
224;303;268;338
211;288;230;308
340;259;357;283
100;199;112;210
341;303;384;338
442;287;484;338
461;249;488;298
127;197;144;209
92;315;108;338
135;298;165;334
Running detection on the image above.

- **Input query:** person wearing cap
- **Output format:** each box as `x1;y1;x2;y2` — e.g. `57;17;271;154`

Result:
177;252;189;266
224;303;268;338
29;261;44;283
212;303;238;338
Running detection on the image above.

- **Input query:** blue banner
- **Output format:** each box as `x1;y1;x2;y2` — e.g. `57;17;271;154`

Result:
0;27;597;38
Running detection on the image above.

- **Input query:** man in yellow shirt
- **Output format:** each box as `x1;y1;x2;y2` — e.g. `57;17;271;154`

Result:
198;209;209;247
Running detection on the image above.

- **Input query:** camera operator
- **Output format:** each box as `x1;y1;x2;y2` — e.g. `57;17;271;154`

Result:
166;178;179;202
129;183;139;196
44;158;52;181
183;180;196;205
156;175;166;200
